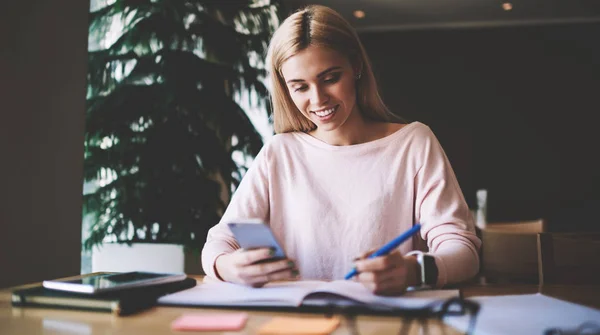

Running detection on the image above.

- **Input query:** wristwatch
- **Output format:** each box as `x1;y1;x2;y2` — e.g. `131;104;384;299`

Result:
416;253;438;288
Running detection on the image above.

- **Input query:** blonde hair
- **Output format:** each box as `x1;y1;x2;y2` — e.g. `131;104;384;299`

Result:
266;5;404;134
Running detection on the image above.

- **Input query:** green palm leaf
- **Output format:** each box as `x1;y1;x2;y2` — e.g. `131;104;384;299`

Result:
84;0;281;253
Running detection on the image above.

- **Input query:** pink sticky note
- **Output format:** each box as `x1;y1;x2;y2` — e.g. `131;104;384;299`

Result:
171;313;248;331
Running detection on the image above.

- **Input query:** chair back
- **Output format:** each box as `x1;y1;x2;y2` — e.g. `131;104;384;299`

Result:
480;219;546;283
537;232;600;285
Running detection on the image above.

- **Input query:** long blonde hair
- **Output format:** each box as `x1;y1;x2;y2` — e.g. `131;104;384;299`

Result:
266;5;404;134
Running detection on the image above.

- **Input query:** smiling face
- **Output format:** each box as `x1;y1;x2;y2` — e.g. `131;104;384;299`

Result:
280;45;362;136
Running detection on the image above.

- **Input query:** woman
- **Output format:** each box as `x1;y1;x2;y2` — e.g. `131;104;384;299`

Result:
201;5;481;295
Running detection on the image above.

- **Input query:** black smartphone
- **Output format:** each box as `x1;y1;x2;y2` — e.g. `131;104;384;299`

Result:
227;220;286;263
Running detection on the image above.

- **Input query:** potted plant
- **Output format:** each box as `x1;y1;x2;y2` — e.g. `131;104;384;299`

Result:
83;0;280;273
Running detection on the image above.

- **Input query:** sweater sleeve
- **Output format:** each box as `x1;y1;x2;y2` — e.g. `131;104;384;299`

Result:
413;127;481;287
201;144;271;280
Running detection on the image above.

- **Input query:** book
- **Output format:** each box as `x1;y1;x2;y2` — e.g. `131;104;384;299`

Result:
12;276;197;316
158;278;459;312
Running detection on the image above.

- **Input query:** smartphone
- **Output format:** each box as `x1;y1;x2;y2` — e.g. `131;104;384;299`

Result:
227;221;286;263
42;271;187;294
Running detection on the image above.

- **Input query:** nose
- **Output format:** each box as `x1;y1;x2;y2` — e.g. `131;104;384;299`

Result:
309;85;329;106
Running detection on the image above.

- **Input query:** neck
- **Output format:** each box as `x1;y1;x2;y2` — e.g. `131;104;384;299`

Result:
312;106;374;146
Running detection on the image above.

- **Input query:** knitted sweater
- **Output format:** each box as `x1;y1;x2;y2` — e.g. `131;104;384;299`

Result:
201;122;481;287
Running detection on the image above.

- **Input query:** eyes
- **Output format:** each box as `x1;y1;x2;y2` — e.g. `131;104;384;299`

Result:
291;72;342;92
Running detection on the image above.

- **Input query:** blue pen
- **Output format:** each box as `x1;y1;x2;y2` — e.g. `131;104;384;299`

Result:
344;223;422;280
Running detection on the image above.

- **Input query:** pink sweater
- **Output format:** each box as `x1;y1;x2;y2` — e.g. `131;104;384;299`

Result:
202;122;481;286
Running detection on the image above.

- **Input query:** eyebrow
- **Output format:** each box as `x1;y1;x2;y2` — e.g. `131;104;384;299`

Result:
285;66;342;84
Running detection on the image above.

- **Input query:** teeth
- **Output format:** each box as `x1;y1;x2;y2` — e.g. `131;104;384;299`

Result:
314;106;336;117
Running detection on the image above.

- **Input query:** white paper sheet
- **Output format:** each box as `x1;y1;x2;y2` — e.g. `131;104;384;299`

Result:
444;293;600;335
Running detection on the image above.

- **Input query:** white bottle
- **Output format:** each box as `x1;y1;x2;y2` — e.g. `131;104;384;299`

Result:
476;189;488;229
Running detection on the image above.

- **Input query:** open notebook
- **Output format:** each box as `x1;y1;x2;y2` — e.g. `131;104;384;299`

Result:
158;278;459;310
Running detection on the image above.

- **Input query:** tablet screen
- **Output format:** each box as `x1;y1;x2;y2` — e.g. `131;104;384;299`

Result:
43;271;186;293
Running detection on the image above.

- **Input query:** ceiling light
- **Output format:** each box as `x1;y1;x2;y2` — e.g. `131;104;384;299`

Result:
353;10;365;19
502;2;513;11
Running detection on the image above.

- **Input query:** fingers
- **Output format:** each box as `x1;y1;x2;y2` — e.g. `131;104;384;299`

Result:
354;251;409;295
354;250;405;273
247;266;299;287
232;248;276;266
243;259;296;278
361;275;408;296
356;267;397;283
353;248;377;261
356;260;407;289
224;249;299;286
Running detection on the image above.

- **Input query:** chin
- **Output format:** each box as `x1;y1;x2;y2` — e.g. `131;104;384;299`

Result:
315;122;343;133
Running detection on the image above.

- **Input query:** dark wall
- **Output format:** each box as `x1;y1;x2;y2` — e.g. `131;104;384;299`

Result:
0;1;88;288
360;23;600;231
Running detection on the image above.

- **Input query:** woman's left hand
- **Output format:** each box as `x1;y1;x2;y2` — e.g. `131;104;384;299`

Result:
353;250;420;296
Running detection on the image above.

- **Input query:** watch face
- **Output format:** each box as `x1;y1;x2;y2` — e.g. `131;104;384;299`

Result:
423;255;438;286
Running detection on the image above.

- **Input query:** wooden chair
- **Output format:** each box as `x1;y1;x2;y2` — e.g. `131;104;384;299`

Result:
479;219;546;284
482;219;546;233
537;232;600;285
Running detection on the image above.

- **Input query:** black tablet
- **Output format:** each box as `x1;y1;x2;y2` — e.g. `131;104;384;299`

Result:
42;271;187;294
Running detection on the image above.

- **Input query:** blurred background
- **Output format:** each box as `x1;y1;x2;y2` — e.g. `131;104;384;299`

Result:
281;0;600;228
2;0;599;288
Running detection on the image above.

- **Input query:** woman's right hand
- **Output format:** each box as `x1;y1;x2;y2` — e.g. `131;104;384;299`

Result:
214;248;298;287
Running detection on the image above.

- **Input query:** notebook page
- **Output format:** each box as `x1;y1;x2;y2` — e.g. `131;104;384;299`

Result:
443;293;600;335
158;280;322;307
309;280;460;309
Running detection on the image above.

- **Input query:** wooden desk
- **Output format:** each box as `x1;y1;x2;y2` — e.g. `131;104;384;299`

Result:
0;276;459;335
1;276;599;335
